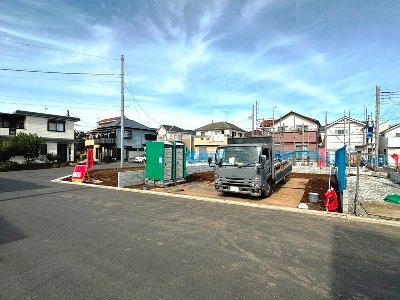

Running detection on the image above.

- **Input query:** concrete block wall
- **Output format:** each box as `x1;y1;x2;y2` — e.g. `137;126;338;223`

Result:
187;164;214;175
292;165;335;175
117;164;214;188
118;170;145;188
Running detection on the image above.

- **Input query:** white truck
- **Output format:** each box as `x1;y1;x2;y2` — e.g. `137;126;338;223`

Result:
209;137;292;198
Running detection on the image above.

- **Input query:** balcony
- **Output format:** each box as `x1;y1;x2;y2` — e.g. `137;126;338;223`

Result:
93;137;116;144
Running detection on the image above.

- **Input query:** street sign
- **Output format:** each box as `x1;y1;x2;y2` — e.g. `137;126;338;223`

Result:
71;165;89;183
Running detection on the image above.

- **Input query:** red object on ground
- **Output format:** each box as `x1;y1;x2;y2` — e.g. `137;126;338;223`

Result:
71;165;88;182
391;153;399;167
324;188;338;211
87;149;94;169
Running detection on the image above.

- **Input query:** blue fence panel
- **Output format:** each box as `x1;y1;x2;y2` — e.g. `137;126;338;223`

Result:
335;146;346;192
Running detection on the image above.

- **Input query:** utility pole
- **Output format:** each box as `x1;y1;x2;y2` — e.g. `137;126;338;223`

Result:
324;111;327;149
120;55;125;168
375;85;380;163
252;105;254;136
272;104;276;156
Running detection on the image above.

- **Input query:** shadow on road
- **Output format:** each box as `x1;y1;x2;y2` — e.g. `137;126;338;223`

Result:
0;214;28;246
0;178;48;194
331;224;400;299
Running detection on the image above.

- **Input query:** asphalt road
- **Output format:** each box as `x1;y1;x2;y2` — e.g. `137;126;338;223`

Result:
1;166;399;299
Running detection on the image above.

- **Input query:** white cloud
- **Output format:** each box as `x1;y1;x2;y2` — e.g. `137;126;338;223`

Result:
240;0;273;22
156;78;186;94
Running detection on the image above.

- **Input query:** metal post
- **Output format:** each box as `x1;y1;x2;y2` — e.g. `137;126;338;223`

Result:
120;54;125;168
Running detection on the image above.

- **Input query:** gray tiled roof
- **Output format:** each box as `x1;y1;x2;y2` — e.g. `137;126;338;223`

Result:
99;118;152;130
196;121;245;132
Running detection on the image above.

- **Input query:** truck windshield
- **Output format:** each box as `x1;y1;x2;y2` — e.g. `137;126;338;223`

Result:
215;146;261;166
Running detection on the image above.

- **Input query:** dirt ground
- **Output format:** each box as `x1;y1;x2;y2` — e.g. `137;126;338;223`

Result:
78;167;339;212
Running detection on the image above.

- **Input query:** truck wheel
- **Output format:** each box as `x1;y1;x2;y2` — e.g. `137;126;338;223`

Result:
263;181;272;198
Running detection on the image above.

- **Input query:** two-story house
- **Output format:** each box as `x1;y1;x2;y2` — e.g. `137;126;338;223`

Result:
0;110;80;162
261;111;322;160
379;123;400;165
85;116;157;162
194;121;245;160
157;125;195;153
324;116;369;164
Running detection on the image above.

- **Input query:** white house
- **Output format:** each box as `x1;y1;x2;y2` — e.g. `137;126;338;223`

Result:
0;110;80;162
324;116;368;162
194;121;245;159
157;125;195;152
379;123;400;166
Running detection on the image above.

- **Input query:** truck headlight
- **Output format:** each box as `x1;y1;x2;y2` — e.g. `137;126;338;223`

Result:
252;175;260;187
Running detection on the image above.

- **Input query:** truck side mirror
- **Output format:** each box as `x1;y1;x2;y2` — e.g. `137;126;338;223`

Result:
260;155;266;164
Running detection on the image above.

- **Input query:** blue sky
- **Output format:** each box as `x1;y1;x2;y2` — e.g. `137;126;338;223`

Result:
1;0;400;132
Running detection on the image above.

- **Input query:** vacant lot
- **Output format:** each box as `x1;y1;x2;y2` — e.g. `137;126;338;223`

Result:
82;167;339;212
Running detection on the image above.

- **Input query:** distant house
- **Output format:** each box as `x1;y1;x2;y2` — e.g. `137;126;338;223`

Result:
157;125;195;152
85;117;157;162
379;123;400;165
194;121;245;159
0;110;80;162
261;111;322;155
325;116;367;156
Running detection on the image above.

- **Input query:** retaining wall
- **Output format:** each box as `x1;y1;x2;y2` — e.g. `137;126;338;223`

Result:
118;164;214;188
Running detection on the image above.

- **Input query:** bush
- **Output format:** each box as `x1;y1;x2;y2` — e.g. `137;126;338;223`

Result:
46;153;61;163
0;161;19;171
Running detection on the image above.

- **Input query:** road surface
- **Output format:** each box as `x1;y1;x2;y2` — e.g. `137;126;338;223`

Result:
0;167;399;299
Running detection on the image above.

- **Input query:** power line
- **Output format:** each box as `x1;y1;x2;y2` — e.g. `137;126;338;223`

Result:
124;65;160;127
1;38;119;61
0;94;118;107
0;67;117;76
0;75;118;82
0;101;120;111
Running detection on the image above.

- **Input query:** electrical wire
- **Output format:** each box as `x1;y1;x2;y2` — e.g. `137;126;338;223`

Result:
0;67;117;76
0;101;120;111
1;38;119;61
124;65;160;128
0;75;118;82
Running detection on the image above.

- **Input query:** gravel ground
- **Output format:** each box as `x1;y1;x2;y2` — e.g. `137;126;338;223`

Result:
346;168;400;217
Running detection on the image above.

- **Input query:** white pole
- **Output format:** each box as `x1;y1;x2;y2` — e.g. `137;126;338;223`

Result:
120;55;125;168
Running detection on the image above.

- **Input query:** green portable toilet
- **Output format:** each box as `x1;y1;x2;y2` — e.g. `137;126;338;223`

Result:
145;141;174;187
172;141;187;184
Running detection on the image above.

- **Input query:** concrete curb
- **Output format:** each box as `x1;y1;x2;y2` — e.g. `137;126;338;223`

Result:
52;176;400;227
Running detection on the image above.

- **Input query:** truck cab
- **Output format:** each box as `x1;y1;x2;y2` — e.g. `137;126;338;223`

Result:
210;138;291;198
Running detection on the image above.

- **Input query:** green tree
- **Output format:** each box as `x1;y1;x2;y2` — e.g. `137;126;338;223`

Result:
13;133;45;164
74;130;86;155
0;138;17;162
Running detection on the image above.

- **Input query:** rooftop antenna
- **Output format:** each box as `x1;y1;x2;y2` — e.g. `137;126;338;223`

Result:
224;110;230;122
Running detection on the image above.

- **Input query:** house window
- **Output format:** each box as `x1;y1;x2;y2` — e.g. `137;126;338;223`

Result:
0;120;10;128
145;134;156;141
334;129;348;135
201;132;205;137
124;130;132;139
278;126;286;133
48;121;65;132
174;133;182;141
396;133;400;137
